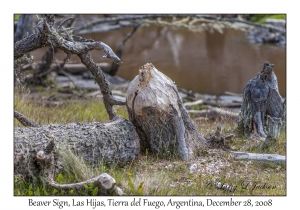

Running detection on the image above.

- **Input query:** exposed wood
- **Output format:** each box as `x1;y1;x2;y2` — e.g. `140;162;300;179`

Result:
231;151;286;164
64;63;111;74
187;107;239;121
223;91;243;97
186;110;207;115
126;63;207;160
203;100;241;108
47;172;123;195
183;99;203;107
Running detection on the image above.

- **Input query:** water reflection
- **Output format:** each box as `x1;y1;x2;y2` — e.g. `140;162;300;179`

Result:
31;25;286;97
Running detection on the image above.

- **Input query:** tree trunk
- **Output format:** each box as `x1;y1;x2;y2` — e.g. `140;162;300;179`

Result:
14;117;140;178
126;63;207;160
238;61;285;138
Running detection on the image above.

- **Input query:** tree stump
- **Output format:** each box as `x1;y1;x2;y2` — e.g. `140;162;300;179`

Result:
126;63;207;160
238;61;285;138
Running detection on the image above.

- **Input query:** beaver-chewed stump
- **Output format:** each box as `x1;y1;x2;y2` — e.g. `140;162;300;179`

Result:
238;61;286;139
126;63;207;160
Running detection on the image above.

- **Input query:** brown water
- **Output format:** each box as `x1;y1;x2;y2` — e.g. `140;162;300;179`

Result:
32;26;286;97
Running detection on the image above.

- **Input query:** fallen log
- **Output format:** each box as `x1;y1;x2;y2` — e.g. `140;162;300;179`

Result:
231;151;286;164
203;100;242;108
187;107;239;121
14;117;140;178
223;91;243;97
183;99;203;107
64;63;111;74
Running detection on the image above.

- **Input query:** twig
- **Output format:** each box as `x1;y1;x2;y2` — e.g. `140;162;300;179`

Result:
55;60;77;88
57;15;75;31
14;110;39;127
109;23;141;76
206;124;235;149
122;23;141;44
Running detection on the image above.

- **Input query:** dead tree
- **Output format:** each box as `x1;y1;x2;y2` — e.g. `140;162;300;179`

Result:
15;14;125;120
14;118;140;178
238;61;285;139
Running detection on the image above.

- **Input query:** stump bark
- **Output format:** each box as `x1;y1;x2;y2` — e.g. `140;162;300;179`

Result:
238;61;285;138
14;117;140;178
126;63;207;160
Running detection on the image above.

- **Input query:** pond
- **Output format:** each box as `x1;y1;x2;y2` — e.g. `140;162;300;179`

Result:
31;25;286;97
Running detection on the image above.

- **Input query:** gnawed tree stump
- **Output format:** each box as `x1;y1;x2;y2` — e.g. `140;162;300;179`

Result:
14;117;140;178
238;61;285;139
126;63;207;160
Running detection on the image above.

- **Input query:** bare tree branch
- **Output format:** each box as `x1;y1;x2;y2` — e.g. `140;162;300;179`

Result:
57;15;76;31
14;34;45;60
34;14;78;81
14;110;39;127
14;15;124;120
109;23;141;76
78;53;125;120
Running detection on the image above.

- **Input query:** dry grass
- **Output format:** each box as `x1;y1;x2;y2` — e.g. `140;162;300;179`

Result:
14;89;286;196
14;88;128;126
